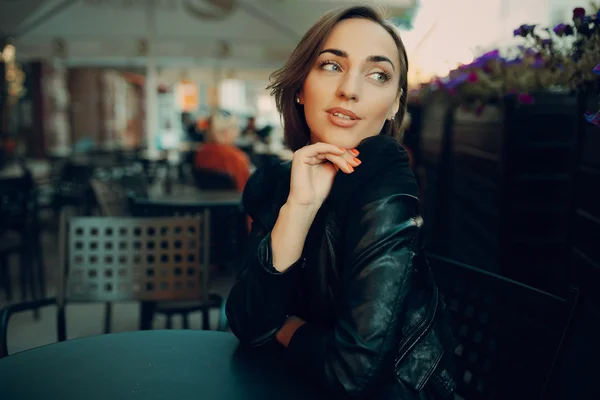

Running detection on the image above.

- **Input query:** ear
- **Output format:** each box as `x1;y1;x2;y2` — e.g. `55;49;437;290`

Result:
389;89;403;119
297;89;304;105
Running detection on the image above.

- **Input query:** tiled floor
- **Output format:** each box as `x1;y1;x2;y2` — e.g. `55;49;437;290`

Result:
1;207;237;356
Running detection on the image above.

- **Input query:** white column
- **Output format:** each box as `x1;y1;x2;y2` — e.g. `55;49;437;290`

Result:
145;0;159;158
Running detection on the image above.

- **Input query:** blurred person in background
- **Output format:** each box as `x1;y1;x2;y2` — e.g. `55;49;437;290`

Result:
225;5;455;400
194;113;251;192
181;112;204;143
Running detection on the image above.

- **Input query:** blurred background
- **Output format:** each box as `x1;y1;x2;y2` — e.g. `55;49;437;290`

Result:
0;1;599;399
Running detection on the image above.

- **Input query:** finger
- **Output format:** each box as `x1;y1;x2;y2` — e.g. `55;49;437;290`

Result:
324;154;355;173
317;152;361;167
340;151;361;167
297;142;346;159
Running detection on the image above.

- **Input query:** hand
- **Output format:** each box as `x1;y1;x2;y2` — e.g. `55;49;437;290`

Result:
287;142;361;209
275;316;306;348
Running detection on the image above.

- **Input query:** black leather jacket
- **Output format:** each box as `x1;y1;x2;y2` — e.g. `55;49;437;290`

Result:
226;135;456;399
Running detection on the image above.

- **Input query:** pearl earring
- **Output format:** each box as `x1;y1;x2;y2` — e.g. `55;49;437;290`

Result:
296;97;301;104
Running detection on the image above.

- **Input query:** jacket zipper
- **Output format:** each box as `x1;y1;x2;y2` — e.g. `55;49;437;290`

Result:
393;284;439;368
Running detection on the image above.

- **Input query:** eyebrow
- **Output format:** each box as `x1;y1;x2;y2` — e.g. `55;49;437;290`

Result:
318;48;395;71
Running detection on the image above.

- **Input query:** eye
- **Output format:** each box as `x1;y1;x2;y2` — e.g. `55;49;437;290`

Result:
318;61;342;72
369;71;391;83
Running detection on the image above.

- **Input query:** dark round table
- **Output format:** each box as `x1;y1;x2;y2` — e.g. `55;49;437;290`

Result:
0;330;328;400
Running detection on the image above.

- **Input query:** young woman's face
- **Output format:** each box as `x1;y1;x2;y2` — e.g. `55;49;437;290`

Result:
299;18;402;150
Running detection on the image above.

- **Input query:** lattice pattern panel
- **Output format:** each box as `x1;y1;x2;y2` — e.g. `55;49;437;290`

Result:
429;254;574;400
67;217;206;302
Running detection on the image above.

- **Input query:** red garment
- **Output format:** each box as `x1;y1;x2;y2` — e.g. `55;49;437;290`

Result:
194;143;251;192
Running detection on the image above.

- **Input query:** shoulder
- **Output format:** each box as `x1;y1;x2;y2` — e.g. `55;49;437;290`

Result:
329;135;418;212
242;160;291;225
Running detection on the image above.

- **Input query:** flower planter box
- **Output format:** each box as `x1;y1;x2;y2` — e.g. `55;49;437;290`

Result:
436;92;581;294
569;89;600;315
417;100;454;255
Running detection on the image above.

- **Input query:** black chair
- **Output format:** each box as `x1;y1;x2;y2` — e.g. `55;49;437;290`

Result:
192;168;237;191
0;212;228;358
129;196;243;331
0;174;45;306
51;161;96;216
427;253;579;400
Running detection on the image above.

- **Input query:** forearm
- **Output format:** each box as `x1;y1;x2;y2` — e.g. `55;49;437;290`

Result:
271;201;319;272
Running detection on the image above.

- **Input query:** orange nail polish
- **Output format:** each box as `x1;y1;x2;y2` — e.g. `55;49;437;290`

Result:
353;157;361;164
351;149;359;155
339;148;346;152
348;165;354;172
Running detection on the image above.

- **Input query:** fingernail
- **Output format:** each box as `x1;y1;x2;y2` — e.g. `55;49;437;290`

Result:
348;165;354;172
351;149;359;155
339;148;346;152
353;157;361;165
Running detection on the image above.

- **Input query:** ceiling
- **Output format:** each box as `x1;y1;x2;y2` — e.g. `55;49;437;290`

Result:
1;0;417;68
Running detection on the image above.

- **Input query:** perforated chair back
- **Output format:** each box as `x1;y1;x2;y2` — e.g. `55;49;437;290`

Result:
58;212;210;304
427;253;578;400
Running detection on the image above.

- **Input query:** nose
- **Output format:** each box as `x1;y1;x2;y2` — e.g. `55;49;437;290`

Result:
335;72;360;102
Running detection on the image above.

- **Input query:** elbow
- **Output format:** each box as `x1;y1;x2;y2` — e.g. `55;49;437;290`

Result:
225;294;279;347
326;357;383;398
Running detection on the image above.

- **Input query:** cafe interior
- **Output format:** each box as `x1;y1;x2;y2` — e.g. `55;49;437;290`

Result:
0;0;599;399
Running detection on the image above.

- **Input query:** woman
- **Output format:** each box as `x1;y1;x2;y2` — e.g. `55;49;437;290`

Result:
225;5;456;399
194;113;251;192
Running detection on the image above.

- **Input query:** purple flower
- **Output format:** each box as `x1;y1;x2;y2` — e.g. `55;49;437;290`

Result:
467;71;479;83
505;58;522;66
518;93;534;105
532;56;545;68
445;73;469;89
593;64;600;75
584;111;600;126
513;24;536;37
553;23;567;35
479;50;500;60
573;7;586;19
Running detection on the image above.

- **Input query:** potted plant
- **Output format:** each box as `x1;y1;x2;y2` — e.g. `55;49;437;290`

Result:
417;6;600;294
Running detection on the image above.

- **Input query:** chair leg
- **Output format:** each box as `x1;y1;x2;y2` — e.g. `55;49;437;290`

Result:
202;307;210;331
0;254;13;301
182;314;190;329
21;244;39;320
57;306;67;342
34;233;47;298
139;301;156;330
166;314;173;329
104;302;112;334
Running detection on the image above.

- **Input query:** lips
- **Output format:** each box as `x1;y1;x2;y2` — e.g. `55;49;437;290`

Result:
326;107;360;120
326;107;360;128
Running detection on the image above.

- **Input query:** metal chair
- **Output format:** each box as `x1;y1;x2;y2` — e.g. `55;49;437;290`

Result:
0;212;227;358
427;253;579;400
0;174;45;306
90;176;150;333
128;197;240;331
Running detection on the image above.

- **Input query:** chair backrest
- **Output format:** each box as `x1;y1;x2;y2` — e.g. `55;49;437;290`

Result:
427;253;578;400
193;168;237;191
0;175;34;233
128;196;248;273
58;212;210;304
90;179;129;217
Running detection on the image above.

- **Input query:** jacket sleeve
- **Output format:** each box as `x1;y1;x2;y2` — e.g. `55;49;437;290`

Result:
285;193;420;397
225;169;302;346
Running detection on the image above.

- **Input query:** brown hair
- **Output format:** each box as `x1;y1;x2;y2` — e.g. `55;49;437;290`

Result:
267;5;409;151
